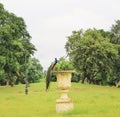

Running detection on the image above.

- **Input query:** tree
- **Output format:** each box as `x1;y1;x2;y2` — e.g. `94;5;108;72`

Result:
27;58;43;83
110;20;120;87
110;20;120;44
65;30;83;57
65;29;118;85
15;58;43;84
0;3;36;86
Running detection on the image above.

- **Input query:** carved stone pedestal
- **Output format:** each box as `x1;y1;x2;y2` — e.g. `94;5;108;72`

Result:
53;70;75;113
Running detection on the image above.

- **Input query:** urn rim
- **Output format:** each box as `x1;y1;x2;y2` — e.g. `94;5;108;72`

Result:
53;70;75;73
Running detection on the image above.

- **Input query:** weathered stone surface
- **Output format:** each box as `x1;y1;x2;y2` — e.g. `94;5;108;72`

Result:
53;70;75;112
56;101;73;112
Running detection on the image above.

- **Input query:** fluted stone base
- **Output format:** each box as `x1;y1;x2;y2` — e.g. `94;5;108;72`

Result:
56;90;73;112
56;98;73;112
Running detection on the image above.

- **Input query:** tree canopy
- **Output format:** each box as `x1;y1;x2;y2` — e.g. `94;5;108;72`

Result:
0;3;120;87
65;27;119;85
0;3;40;86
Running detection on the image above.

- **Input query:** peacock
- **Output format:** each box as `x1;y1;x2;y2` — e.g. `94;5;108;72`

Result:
46;58;58;91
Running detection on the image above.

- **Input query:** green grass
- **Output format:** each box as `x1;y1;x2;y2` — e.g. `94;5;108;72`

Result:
0;82;120;117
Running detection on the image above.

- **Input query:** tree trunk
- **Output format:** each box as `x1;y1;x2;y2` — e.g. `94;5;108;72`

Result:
15;71;29;86
15;71;26;83
9;77;14;87
6;79;9;86
116;80;120;88
77;74;81;82
81;77;86;84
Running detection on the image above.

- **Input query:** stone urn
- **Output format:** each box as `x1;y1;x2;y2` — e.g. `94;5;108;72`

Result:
53;70;75;112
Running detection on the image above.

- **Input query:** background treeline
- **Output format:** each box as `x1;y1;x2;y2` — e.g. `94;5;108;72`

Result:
0;3;44;86
52;20;120;88
0;3;120;87
64;20;120;87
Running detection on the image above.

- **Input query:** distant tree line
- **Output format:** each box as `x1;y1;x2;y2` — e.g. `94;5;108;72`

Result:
0;3;43;86
64;20;120;87
48;20;120;87
1;3;120;88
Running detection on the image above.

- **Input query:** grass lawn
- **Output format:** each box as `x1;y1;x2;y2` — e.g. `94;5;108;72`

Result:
0;82;120;117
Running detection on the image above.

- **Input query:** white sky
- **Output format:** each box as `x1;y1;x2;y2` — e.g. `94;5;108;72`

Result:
0;0;120;70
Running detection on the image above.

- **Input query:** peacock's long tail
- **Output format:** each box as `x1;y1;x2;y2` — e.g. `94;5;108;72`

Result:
46;58;58;91
46;64;53;91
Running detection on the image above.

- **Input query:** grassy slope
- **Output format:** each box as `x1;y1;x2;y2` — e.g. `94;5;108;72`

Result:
0;82;120;117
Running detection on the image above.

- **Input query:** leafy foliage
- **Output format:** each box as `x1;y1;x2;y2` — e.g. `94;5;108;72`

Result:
54;57;80;82
0;3;37;86
109;20;120;86
55;57;74;70
65;28;118;85
22;58;43;83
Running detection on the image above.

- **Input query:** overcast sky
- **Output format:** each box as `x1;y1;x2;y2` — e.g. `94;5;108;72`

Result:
0;0;120;70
